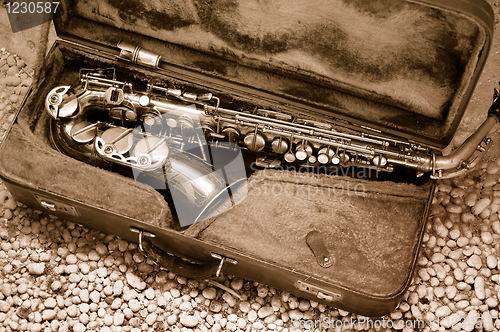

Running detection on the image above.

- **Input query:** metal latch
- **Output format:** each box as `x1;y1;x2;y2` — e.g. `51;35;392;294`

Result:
130;226;157;253
295;280;342;302
34;194;79;216
210;253;238;278
116;40;162;69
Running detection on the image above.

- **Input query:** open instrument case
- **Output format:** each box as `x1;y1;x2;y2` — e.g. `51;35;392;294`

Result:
0;0;496;316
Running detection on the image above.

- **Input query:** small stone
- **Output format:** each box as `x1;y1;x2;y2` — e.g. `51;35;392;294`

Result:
298;300;310;311
247;310;258;322
51;280;62;291
27;263;45;275
126;273;146;291
457;237;469;247
89;290;100;303
73;323;86;332
210;301;222;312
79;289;89;302
180;314;198;327
88;250;100;261
128;299;141;312
481;232;493;245
487;255;498;269
202;287;217;300
445;285;457;299
114;312;125;326
239;301;251;313
467;255;482;269
431;253;445;263
66;254;77;264
167;314;177;325
0;301;10;313
472;198;491;215
474;276;486;300
146;312;157;325
42;310;56;321
271;296;281;311
258;306;273;318
44;298;56;309
144;288;155;300
6;55;16;66
435;306;451;317
257;284;268;298
231;278;243;291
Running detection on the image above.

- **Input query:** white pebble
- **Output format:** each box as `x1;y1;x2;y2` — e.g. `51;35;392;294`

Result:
27;263;45;275
72;323;85;332
114;312;125;326
126;273;146;291
222;292;236;307
128;299;141;312
202;287;216;299
467;255;482;269
180;314;198;327
482;231;494;244
472;198;491;215
474;276;486;300
435;306;451;317
146;312;157;325
431;253;445;263
487;255;497;269
144;288;155;300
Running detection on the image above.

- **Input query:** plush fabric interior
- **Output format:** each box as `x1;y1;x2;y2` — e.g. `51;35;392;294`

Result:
197;169;432;296
57;0;489;147
0;46;173;228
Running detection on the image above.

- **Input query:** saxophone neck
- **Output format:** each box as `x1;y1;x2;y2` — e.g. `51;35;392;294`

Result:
428;106;499;179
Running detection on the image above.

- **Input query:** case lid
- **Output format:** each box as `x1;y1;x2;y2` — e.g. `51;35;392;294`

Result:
53;0;494;148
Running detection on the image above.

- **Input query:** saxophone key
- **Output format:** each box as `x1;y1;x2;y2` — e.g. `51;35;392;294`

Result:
317;147;335;164
221;126;240;143
295;142;313;161
244;133;266;153
70;121;97;144
100;127;134;155
132;136;170;164
284;151;296;163
372;155;388;167
271;137;288;154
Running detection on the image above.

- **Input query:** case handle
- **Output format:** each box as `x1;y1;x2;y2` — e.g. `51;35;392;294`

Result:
132;227;235;279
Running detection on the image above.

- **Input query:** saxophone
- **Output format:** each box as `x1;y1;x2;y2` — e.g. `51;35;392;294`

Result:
44;65;500;224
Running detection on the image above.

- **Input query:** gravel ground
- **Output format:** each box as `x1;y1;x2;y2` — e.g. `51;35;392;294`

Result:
3;44;500;332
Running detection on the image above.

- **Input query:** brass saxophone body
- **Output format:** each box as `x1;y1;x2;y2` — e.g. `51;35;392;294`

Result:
45;68;499;224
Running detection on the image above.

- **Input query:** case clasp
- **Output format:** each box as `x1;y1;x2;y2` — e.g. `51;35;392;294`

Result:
33;194;79;216
117;41;162;69
295;280;342;303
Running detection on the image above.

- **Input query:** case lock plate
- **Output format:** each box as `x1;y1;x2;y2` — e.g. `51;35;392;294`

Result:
295;280;342;303
34;194;79;216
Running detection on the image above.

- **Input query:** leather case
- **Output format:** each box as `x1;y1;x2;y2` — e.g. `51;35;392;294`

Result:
0;0;495;316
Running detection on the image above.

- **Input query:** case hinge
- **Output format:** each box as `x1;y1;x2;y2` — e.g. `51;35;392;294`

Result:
116;40;162;69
